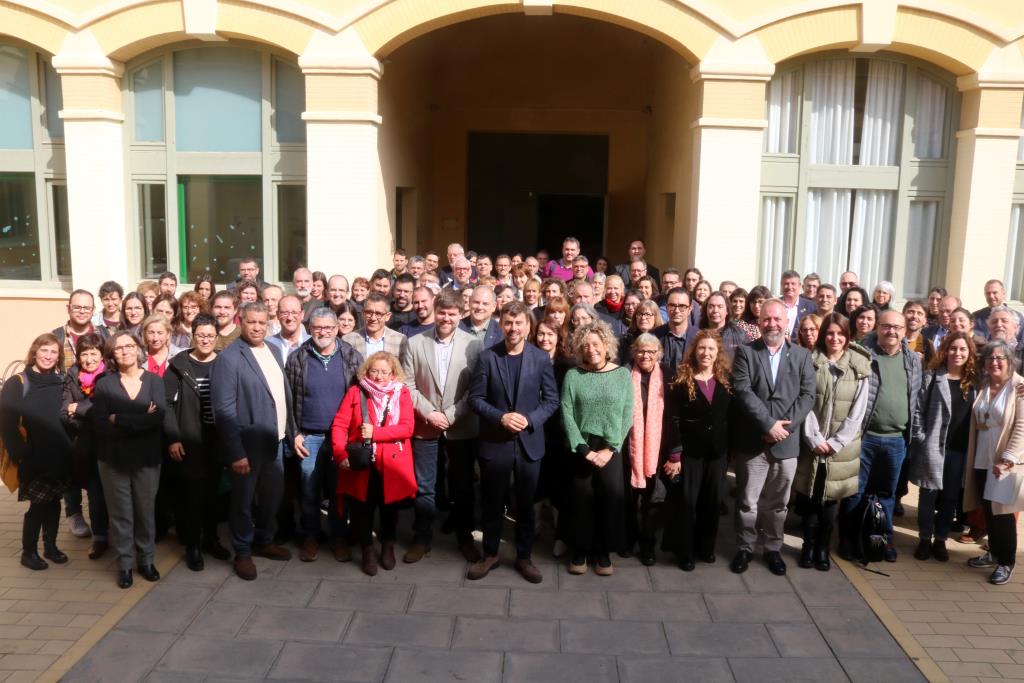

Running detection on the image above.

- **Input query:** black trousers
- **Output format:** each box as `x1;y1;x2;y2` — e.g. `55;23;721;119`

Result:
348;467;399;547
480;446;541;559
626;477;661;554
670;456;724;561
796;462;838;549
973;469;1018;567
23;498;60;552
172;457;223;548
568;450;625;556
446;437;478;545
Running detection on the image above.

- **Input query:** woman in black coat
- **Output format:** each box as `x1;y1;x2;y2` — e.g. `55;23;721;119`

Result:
163;314;229;570
2;333;74;571
61;333;111;560
93;330;166;589
664;329;733;571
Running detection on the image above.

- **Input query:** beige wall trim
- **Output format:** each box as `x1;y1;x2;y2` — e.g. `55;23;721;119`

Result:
59;108;126;122
690;116;768;129
957;75;1024;91
955;127;1024;139
301;111;383;125
851;0;897;52
523;0;553;16
301;66;381;77
182;0;220;40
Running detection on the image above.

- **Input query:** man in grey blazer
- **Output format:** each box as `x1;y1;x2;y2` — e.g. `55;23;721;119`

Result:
731;298;816;576
401;290;484;563
342;293;409;362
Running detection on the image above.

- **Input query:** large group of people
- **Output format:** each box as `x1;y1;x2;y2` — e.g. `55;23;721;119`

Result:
3;238;1024;590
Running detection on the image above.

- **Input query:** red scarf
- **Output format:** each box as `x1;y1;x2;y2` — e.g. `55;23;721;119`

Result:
603;296;624;314
629;364;664;488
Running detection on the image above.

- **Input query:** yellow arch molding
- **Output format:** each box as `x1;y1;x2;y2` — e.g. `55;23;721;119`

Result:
0;2;72;55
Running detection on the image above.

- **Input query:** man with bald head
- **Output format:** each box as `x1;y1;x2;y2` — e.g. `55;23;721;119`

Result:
460;286;503;348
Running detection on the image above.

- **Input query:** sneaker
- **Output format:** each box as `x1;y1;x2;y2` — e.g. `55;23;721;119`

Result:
913;539;931;561
884;543;898;563
968;551;995;568
67;513;91;539
990;565;1014;585
955;532;978;545
568;554;587;575
594;554;614;577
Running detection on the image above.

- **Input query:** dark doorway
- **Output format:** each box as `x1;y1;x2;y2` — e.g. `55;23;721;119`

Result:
467;133;608;256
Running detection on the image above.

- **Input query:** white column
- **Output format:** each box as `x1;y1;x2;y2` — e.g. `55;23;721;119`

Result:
52;33;129;290
301;29;390;278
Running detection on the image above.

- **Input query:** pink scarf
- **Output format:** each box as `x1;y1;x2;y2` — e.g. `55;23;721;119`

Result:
358;377;402;427
629;364;664;488
78;361;106;398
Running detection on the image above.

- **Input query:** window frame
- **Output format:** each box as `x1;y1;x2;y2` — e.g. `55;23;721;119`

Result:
759;51;959;298
122;44;307;286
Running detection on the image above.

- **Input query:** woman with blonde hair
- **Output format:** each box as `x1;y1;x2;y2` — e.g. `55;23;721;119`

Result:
331;351;415;576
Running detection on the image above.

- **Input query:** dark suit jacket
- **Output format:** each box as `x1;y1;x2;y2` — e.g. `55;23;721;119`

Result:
667;380;732;460
468;343;560;462
731;338;815;459
614;263;660;286
211;339;293;464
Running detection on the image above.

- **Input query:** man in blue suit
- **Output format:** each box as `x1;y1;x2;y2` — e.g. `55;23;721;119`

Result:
211;301;294;581
468;301;560;583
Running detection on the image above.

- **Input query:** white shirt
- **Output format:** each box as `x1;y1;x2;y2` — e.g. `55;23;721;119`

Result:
365;333;386;357
434;333;455;390
973;381;1012;470
250;342;287;440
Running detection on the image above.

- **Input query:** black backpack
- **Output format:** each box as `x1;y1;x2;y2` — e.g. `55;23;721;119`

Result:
857;494;887;565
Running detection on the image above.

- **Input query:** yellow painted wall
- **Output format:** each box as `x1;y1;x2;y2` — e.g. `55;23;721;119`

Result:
0;298;69;367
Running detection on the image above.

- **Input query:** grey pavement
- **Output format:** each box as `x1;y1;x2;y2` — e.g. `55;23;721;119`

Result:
65;509;926;682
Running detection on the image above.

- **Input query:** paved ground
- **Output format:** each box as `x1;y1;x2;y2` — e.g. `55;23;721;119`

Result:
62;508;925;683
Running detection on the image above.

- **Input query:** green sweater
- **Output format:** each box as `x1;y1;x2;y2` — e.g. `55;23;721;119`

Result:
868;351;909;437
560;366;634;452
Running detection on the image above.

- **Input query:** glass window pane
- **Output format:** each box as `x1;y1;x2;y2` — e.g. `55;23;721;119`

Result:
274;61;305;144
174;48;261;152
758;195;793;286
0;46;32;149
905;200;939;298
179;176;262;282
914;75;947;159
51;183;70;277
277;184;306;277
0;174;40;280
849;189;896;287
138;184;167;277
132;61;165;142
764;70;800;154
1007;204;1024;300
42;60;63;139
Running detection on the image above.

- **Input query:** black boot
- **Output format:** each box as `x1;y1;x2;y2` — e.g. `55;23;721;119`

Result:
815;523;833;571
799;517;817;569
41;501;66;564
185;545;205;572
20;551;48;571
799;543;815;569
43;543;68;564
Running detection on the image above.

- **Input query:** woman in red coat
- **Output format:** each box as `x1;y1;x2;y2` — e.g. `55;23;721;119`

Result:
332;351;416;576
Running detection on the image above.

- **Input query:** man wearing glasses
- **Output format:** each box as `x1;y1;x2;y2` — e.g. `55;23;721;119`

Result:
838;310;922;562
53;289;98;371
267;296;310;365
285;309;362;563
654;287;698;375
343;293;409;362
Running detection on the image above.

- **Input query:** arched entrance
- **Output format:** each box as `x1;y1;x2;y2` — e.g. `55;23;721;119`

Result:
376;12;693;263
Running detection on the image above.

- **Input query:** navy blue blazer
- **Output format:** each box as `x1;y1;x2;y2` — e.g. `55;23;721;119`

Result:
211;339;292;464
459;318;504;350
468;342;560;462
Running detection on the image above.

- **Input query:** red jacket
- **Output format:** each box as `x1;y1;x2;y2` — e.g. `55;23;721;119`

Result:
331;384;416;506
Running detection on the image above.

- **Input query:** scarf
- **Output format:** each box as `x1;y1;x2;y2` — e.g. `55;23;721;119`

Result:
629;364;664;488
358;377;402;428
77;361;106;398
603;296;624;314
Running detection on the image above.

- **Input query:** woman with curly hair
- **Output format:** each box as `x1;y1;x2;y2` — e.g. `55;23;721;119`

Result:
664;329;733;570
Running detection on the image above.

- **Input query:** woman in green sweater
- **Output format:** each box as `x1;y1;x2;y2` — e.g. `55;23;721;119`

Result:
561;320;634;576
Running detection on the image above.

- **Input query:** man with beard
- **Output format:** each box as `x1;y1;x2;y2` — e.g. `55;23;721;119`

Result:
730;299;816;577
407;256;426;283
387;274;418;331
399;286;436;338
293;268;315;305
285;308;362;562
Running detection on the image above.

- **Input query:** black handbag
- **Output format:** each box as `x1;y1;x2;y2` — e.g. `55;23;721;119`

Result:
345;390;389;470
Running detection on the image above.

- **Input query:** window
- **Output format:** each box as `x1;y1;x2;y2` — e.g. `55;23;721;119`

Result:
126;46;306;285
760;55;957;297
0;44;68;284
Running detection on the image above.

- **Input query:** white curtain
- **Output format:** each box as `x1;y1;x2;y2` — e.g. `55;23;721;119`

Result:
807;59;855;164
759;196;793;285
804;189;852;284
1007;205;1024;300
914;75;947;159
1018;108;1024;162
904;201;938;298
765;70;800;154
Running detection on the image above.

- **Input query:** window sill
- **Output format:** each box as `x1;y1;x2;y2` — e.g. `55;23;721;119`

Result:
0;284;72;299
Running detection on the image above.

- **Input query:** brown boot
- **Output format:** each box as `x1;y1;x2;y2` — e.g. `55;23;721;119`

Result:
331;538;352;562
299;538;319;562
361;545;378;576
466;555;500;580
403;543;431;563
380;542;396;570
254;543;292;561
234;555;257;581
514;558;543;584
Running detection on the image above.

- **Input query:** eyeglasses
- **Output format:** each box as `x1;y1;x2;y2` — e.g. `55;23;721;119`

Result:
113;344;137;353
988;356;1008;364
666;303;690;310
636;312;655;318
193;334;216;341
278;310;300;318
634;349;659;356
363;311;387;319
879;324;905;332
366;369;392;377
310;325;338;333
70;305;94;312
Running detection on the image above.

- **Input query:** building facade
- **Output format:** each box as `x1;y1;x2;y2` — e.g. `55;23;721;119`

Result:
1;0;1023;362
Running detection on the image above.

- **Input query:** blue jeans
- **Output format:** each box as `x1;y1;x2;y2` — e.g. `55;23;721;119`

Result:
296;433;344;540
841;434;906;539
412;438;439;546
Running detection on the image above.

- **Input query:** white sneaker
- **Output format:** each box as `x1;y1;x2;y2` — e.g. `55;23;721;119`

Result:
67;513;92;538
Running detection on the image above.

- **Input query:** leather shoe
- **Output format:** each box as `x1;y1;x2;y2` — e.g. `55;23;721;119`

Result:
43;544;68;564
467;555;500;580
764;550;787;576
678;557;696;572
254;544;292;561
700;553;716;564
361;545;378;576
403;543;431;563
234;555;257;581
799;543;815;569
137;564;160;582
117;569;133;589
185;545;204;572
88;540;109;560
380;541;396;570
514;558;543;584
813;547;831;572
20;551;47;571
458;541;482;564
203;537;231;561
299;538;319;563
730;550;751;574
331;539;352;563
639;549;656;566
